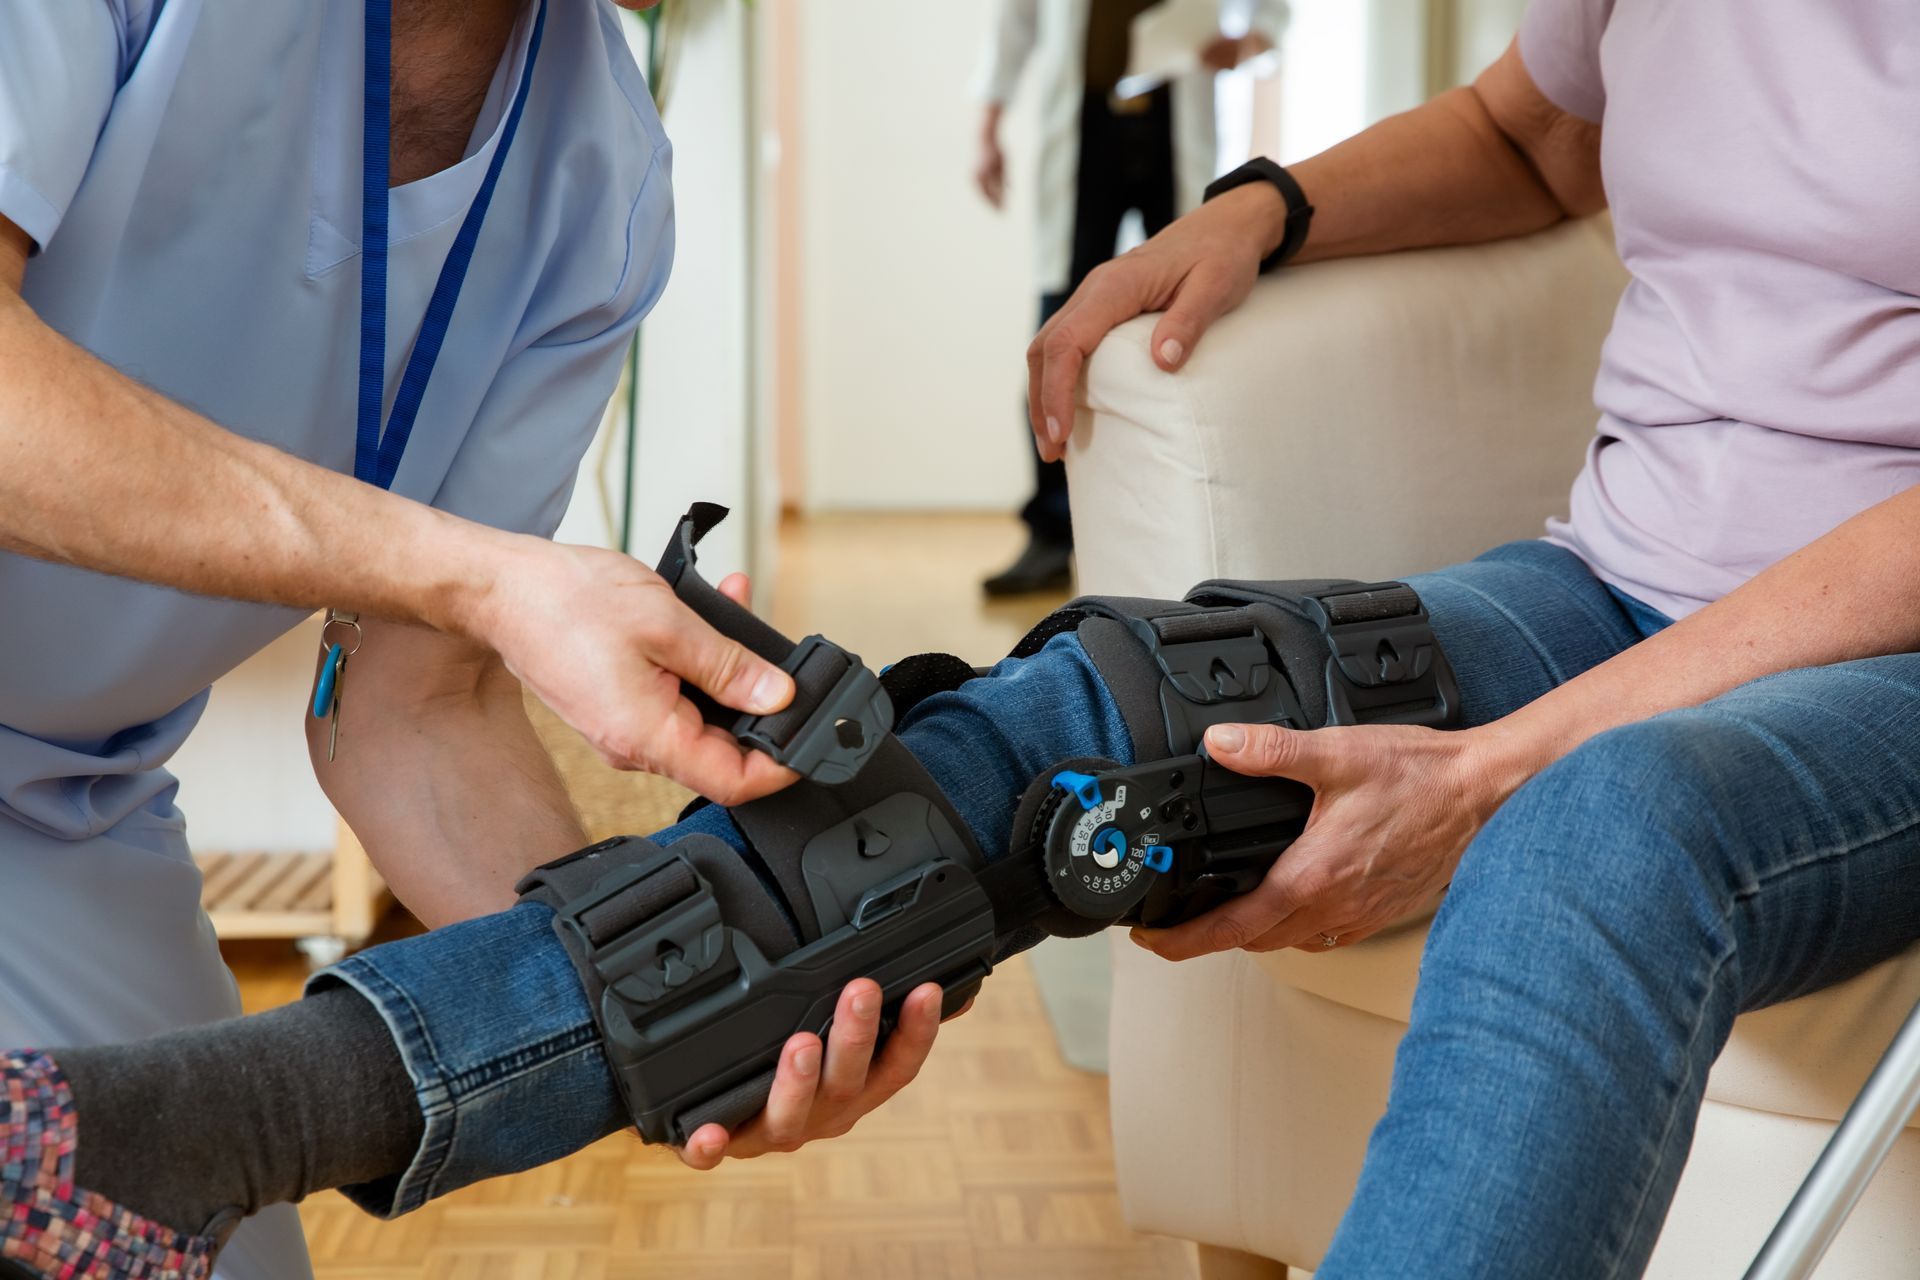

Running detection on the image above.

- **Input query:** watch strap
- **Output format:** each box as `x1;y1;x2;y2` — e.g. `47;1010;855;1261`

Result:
1204;157;1314;273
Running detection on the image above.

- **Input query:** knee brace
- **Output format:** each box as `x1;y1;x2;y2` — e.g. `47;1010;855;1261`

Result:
517;507;1456;1145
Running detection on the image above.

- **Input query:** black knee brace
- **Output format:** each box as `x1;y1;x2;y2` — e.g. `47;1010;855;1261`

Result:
516;507;1457;1144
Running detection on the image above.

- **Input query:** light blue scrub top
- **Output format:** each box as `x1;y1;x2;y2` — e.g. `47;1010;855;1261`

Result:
0;0;674;840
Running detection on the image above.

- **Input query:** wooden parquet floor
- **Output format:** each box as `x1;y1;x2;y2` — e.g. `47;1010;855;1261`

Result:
225;515;1198;1280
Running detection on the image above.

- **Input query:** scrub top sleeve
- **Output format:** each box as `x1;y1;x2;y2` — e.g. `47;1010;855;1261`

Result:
428;168;675;541
1516;0;1612;123
973;0;1040;106
0;2;127;252
1247;0;1291;48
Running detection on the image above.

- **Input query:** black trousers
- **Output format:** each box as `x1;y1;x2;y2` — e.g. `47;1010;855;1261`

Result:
1023;86;1176;544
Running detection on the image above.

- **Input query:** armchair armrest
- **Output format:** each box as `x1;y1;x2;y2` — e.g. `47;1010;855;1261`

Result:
1065;216;1628;597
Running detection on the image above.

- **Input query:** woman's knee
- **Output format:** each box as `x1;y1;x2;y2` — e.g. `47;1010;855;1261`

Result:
1452;712;1761;932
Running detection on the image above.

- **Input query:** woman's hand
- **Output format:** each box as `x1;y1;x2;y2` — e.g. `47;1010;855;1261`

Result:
1025;183;1287;462
1133;720;1534;960
675;979;959;1168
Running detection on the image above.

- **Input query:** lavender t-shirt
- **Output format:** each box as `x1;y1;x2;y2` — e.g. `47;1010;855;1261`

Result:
1521;0;1920;619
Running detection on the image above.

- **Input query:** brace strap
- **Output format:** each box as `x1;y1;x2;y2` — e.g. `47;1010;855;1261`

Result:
659;503;893;784
1020;577;1454;757
516;833;793;1137
1183;578;1453;730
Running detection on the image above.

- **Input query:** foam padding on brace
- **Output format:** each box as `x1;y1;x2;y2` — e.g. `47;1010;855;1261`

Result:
1072;618;1175;760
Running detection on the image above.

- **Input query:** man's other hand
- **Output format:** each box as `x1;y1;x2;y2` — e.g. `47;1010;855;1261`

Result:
1199;32;1273;73
975;103;1008;209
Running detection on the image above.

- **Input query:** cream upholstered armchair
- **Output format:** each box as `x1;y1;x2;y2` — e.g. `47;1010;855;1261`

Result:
1065;218;1920;1278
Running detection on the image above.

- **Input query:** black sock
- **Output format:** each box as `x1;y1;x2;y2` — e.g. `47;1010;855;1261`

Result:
51;986;422;1236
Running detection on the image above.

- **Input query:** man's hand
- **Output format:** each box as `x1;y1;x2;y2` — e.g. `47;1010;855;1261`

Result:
675;979;958;1168
1133;720;1528;959
974;103;1008;209
1025;182;1287;462
1198;31;1273;73
472;540;798;805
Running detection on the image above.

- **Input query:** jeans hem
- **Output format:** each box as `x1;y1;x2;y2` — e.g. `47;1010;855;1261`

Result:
304;954;459;1219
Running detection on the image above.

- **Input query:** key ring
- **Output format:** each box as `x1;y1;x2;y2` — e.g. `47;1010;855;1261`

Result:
321;610;364;657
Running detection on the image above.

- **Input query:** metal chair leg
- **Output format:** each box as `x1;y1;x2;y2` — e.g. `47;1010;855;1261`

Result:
1745;996;1920;1280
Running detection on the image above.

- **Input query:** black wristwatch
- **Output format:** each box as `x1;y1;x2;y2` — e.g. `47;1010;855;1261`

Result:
1204;157;1314;273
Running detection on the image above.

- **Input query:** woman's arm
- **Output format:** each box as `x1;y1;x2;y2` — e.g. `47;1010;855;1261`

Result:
1485;484;1920;785
1138;484;1920;960
1026;39;1602;459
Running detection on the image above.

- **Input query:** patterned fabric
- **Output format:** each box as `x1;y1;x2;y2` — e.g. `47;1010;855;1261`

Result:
2;1052;216;1280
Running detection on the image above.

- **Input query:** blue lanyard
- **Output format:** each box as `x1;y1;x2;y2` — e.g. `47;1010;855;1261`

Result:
355;0;547;490
315;0;546;734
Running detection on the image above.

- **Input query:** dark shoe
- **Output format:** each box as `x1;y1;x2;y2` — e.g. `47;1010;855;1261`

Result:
983;537;1073;596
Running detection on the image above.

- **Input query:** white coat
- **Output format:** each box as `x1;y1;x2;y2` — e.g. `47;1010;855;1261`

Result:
976;0;1290;294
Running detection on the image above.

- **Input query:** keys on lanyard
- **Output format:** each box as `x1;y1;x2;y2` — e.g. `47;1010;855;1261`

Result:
313;611;364;761
311;0;546;757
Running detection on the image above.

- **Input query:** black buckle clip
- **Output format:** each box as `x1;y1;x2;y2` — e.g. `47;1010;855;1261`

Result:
1303;584;1456;727
555;858;737;1015
733;635;893;786
1126;609;1305;753
1136;610;1274;706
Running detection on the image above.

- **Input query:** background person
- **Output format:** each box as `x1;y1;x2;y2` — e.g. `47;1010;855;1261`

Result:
972;0;1286;595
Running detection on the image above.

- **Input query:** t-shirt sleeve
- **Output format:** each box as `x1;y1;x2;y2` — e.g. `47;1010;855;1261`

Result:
429;148;676;540
0;2;127;251
1516;0;1614;123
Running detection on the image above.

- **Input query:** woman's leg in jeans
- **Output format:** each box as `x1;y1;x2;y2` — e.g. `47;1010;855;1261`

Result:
1318;655;1920;1278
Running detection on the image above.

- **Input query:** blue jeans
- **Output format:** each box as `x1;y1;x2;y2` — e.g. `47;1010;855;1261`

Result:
313;541;1920;1279
1320;543;1920;1277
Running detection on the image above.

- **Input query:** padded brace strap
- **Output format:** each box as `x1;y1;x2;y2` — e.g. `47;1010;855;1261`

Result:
658;503;893;784
1185;579;1455;728
678;1068;780;1138
1020;578;1457;760
518;832;798;997
877;651;981;722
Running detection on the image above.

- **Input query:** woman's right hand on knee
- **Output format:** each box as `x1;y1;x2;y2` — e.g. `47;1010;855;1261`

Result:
1132;719;1532;959
1025;184;1288;463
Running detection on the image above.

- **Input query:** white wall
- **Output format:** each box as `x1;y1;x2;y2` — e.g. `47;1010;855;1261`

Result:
1453;0;1527;84
793;0;1037;513
168;618;339;853
1274;0;1372;163
555;6;761;579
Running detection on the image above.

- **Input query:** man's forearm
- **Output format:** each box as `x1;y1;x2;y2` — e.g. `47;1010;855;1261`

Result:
1478;486;1920;792
312;646;587;926
0;282;520;638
